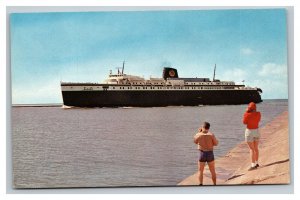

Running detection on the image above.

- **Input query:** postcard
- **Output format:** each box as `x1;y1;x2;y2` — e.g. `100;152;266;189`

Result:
11;9;289;188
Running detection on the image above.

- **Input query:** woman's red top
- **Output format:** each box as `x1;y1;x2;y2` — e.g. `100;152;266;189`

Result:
243;111;261;129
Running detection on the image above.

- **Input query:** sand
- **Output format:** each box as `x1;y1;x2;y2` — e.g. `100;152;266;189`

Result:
178;111;290;185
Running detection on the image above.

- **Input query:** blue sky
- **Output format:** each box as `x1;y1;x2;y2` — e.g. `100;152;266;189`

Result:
10;9;288;104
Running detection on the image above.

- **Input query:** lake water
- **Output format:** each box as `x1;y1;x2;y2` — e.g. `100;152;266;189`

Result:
12;100;288;188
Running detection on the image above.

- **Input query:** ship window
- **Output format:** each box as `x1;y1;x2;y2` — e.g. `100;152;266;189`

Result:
113;87;115;89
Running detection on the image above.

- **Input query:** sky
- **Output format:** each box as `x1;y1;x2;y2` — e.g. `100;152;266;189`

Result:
10;9;288;104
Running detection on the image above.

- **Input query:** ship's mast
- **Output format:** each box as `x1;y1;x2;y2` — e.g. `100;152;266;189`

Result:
213;64;216;81
122;61;125;75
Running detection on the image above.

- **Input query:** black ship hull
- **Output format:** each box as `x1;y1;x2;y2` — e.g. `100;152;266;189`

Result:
61;90;262;107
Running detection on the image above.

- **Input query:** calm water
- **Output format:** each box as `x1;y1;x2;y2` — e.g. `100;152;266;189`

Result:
12;100;288;188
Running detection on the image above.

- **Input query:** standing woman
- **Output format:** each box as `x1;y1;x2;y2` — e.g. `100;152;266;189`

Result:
243;102;261;170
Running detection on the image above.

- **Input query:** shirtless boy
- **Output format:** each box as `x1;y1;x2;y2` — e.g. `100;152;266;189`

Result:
194;122;219;185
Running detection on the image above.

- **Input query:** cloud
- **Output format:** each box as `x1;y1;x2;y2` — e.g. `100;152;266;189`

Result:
249;79;288;99
221;68;248;83
220;63;288;99
258;63;287;78
251;63;288;99
240;48;254;55
12;78;62;104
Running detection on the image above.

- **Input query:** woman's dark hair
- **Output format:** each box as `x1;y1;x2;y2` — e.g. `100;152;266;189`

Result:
203;122;210;130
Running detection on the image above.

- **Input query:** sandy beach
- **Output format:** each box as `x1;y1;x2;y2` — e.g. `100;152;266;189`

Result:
178;110;290;186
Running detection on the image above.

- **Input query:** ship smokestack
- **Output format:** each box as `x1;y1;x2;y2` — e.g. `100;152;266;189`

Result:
163;67;179;80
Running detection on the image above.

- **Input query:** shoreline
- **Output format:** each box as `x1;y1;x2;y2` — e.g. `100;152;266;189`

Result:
178;110;290;185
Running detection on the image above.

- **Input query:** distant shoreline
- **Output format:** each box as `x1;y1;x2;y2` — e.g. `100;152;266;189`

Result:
11;99;288;108
12;104;63;107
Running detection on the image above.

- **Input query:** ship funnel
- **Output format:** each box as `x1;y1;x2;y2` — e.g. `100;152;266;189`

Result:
163;67;179;80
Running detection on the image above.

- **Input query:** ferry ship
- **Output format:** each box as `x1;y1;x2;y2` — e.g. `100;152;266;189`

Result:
60;63;262;107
